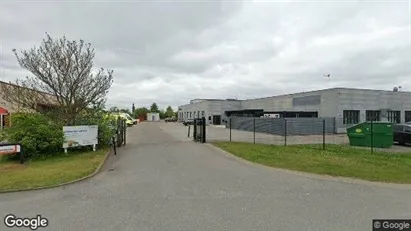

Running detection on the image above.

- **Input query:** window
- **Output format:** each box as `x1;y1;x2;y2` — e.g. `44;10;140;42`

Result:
343;110;359;125
404;126;411;132
387;110;400;124
202;111;205;117
190;112;192;118
197;111;200;118
366;110;380;121
405;111;411;123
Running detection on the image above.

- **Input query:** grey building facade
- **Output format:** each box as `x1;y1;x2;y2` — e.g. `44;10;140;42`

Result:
178;88;411;133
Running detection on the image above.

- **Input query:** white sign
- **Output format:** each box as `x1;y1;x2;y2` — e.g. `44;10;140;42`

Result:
0;144;21;155
263;114;281;118
63;125;98;152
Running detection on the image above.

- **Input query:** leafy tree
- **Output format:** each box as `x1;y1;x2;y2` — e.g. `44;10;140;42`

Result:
133;107;149;117
150;103;159;112
119;108;131;114
165;106;174;118
109;107;119;112
0;33;114;125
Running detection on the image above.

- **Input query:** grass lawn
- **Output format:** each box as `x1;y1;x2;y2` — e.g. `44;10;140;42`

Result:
213;142;411;184
0;148;109;192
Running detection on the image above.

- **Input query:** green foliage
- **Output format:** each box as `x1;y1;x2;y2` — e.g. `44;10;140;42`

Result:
74;109;116;148
133;107;149;118
4;113;65;160
159;109;166;119
150;103;159;112
109;107;119;112
119;108;131;114
165;106;175;118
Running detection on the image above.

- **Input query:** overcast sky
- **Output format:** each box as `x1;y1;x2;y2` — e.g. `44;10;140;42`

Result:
1;0;410;111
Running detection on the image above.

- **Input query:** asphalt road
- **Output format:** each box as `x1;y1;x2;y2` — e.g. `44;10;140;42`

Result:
1;122;410;231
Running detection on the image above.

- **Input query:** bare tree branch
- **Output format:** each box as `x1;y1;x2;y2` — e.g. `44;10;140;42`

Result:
0;33;114;125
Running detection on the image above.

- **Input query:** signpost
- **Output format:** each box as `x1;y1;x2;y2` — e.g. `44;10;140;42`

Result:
63;125;98;153
0;143;24;164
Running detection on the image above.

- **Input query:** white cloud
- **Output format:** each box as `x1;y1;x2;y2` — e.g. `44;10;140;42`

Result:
0;1;410;110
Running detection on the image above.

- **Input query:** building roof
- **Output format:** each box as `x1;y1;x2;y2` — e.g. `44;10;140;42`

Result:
0;80;55;97
0;107;8;114
179;87;411;106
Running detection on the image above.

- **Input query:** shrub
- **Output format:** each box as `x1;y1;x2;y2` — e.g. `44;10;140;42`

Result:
4;113;65;159
74;110;116;148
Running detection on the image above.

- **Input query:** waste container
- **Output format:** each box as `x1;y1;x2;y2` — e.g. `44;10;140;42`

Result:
347;121;393;148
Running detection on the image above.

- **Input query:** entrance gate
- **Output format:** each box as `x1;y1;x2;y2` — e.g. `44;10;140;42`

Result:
193;117;206;143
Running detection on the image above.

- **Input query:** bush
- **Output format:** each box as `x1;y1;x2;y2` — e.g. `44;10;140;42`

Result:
74;110;116;148
4;113;65;160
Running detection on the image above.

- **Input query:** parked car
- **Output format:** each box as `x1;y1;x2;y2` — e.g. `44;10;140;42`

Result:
182;119;194;126
165;117;177;122
393;124;411;145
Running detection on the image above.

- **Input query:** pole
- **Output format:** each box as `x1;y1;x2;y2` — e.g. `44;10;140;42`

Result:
193;120;197;141
371;120;374;153
229;118;232;142
253;118;256;144
187;125;190;137
202;117;206;143
19;146;24;164
123;120;127;145
323;119;326;150
112;136;117;155
284;119;287;146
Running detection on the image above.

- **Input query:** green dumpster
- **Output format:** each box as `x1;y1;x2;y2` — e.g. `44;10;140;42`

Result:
347;121;393;148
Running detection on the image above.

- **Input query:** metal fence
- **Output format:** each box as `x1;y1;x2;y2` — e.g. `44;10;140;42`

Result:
193;117;206;143
206;117;345;150
227;116;336;135
205;117;407;153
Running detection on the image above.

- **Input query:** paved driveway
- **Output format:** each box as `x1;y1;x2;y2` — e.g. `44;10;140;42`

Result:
0;122;410;231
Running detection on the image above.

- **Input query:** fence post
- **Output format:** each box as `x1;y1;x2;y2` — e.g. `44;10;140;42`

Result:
123;120;127;145
322;119;326;150
117;117;121;147
229;118;232;142
187;125;190;137
253;118;256;144
371;120;374;153
284;119;287;146
112;136;117;155
333;117;337;134
193;119;197;141
19;145;24;164
202;117;206;143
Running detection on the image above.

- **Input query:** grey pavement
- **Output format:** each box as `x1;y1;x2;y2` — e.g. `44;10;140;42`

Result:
0;122;410;231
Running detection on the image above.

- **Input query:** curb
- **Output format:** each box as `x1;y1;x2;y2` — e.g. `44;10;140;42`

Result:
0;148;113;194
205;143;411;189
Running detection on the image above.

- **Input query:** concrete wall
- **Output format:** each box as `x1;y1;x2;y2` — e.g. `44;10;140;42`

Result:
0;81;59;113
178;88;411;130
334;89;411;132
146;113;160;122
178;100;241;124
0;82;21;113
240;89;339;118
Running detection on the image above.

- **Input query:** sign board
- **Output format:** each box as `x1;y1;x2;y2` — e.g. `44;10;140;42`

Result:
63;125;98;152
0;144;21;155
262;114;281;119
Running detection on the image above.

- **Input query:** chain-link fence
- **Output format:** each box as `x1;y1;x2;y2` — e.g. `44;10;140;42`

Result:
205;117;407;152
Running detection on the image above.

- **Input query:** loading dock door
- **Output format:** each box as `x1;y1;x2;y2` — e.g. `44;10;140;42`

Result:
212;115;221;125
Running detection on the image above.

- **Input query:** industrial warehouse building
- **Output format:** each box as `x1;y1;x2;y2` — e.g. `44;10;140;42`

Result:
178;87;411;133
